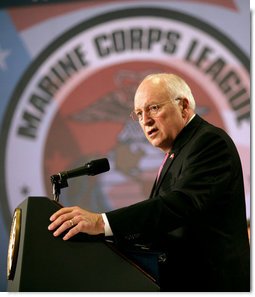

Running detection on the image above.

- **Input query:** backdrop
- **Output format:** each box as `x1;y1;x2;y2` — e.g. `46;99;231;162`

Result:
0;0;250;291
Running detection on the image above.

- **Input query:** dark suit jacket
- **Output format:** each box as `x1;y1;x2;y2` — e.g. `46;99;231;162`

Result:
106;115;250;291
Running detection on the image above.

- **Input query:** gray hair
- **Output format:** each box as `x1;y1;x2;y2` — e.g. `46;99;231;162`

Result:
144;73;196;110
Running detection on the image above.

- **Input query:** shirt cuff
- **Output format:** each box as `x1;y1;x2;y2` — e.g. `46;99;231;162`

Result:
102;213;113;236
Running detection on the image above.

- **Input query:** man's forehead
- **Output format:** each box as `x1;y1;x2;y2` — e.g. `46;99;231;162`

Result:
134;79;167;107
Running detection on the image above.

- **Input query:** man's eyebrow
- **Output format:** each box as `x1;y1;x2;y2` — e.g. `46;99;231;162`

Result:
135;102;157;111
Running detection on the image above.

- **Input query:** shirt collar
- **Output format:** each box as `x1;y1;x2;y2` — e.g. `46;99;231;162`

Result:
185;114;196;126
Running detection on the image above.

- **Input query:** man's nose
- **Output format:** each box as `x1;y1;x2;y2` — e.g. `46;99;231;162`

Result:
142;111;153;125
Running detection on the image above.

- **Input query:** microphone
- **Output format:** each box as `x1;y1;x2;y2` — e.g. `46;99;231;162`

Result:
58;158;110;180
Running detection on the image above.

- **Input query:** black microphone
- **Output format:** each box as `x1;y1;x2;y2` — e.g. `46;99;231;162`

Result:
58;158;110;180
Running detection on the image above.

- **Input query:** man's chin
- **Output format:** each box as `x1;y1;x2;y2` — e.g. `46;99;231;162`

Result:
150;140;162;149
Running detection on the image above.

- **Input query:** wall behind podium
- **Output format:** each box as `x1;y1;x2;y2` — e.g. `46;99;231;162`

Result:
0;0;250;291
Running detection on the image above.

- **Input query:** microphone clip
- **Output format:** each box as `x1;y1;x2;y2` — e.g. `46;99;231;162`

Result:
50;174;68;202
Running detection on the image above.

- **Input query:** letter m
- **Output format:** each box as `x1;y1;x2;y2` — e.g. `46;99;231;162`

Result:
17;111;40;139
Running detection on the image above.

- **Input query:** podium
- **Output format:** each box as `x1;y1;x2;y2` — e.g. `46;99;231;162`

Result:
7;196;159;292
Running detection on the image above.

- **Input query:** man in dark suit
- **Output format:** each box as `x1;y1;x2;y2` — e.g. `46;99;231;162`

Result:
48;73;250;291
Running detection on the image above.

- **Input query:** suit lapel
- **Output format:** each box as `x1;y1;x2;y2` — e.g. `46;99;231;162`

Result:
149;179;157;199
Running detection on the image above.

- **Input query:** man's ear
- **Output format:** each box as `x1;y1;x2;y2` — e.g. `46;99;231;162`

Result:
182;98;189;109
180;98;189;116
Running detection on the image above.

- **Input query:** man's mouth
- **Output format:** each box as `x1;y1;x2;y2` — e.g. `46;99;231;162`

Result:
147;128;158;137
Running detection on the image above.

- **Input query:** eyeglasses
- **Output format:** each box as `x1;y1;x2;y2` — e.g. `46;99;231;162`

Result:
130;98;181;122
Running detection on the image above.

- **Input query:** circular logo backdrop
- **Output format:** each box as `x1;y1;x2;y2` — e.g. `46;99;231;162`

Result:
0;8;250;225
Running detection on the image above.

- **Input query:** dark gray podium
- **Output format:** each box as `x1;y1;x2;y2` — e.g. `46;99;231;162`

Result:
7;196;159;292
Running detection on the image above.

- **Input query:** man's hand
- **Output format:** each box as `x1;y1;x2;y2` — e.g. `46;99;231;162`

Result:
48;206;105;240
